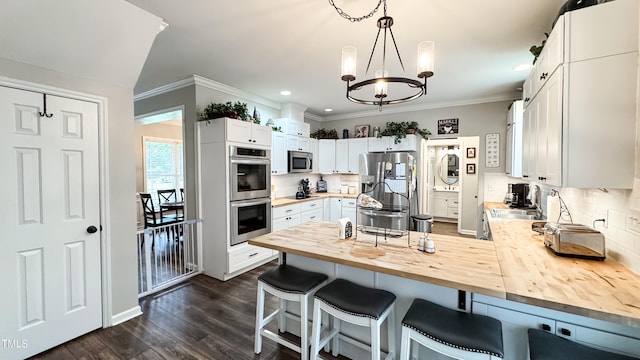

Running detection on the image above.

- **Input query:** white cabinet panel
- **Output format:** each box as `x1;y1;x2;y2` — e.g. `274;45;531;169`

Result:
227;119;271;146
318;139;337;174
271;132;287;175
368;135;418;152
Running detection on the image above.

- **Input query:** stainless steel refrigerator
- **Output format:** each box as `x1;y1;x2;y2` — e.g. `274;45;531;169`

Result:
358;152;417;232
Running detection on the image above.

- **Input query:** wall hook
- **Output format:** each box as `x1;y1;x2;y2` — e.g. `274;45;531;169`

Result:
38;93;53;118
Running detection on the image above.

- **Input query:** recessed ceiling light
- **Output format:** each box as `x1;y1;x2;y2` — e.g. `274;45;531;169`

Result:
324;108;333;112
513;64;533;72
280;90;291;96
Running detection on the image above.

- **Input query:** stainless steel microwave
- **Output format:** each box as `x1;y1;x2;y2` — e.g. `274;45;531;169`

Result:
288;151;312;173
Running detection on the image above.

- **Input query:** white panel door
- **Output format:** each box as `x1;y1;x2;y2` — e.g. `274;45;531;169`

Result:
0;87;102;359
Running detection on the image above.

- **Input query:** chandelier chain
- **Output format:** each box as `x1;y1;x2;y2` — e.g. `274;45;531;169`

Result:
328;0;384;22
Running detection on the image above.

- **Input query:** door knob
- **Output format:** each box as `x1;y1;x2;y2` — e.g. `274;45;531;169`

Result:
87;225;98;234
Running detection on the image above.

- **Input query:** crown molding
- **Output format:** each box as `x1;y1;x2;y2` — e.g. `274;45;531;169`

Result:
192;74;281;110
134;74;282;110
316;92;522;121
134;77;195;102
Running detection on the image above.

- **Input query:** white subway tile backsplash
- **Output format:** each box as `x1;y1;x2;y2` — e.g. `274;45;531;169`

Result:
549;186;638;274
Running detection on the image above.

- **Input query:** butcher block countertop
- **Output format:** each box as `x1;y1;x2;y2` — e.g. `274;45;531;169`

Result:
250;204;640;328
485;202;640;328
250;221;506;298
271;192;358;207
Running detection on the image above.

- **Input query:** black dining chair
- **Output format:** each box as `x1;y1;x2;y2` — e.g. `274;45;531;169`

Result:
157;189;182;220
179;188;184;202
140;193;180;248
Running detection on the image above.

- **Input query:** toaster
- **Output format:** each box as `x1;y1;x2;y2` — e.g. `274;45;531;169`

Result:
543;223;605;260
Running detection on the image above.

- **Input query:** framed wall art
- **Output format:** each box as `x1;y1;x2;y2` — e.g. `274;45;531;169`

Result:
466;163;476;174
466;147;476;158
437;118;459;134
355;125;370;138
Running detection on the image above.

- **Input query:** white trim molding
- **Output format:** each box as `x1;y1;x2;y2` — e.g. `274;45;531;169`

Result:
111;306;143;326
134;74;282;110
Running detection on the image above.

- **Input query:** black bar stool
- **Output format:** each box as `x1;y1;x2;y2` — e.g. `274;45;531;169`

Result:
528;328;638;360
400;298;504;359
254;264;328;360
309;278;397;360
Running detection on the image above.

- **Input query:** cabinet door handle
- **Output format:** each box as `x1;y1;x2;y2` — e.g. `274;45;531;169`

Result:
310;204;316;207
285;209;293;213
249;252;259;258
541;324;552;332
559;328;571;336
310;216;316;219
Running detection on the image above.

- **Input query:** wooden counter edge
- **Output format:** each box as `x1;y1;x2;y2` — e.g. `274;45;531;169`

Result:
506;293;640;329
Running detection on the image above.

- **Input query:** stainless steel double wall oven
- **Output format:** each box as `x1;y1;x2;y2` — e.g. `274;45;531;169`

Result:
229;145;271;246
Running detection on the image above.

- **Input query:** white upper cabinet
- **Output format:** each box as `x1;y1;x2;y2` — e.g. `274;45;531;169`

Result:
274;118;310;137
505;100;523;178
199;117;271;147
309;138;319;173
521;0;638;188
227;119;272;146
330;138;368;174
318;139;337;174
275;118;310;152
567;0;638;63
368;135;419;152
271;131;287;175
335;140;349;173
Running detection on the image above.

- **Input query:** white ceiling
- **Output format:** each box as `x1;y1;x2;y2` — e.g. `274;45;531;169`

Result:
0;0;163;89
128;0;566;120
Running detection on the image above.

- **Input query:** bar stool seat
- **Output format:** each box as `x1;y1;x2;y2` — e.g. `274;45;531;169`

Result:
400;298;504;359
254;264;328;360
309;278;397;360
528;328;638;360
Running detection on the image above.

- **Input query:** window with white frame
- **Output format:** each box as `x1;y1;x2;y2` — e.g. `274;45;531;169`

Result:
143;136;184;205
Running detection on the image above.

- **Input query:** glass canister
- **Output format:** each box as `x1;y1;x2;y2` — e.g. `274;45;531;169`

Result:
342;129;349;139
373;126;380;137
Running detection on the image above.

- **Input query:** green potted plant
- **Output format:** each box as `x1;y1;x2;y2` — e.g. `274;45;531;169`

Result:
379;121;431;144
199;101;250;121
310;128;339;139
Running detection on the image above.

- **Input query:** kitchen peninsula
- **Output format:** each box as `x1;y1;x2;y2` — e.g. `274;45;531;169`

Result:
249;216;640;359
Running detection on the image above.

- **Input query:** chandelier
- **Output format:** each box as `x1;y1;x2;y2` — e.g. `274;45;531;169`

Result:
330;0;435;110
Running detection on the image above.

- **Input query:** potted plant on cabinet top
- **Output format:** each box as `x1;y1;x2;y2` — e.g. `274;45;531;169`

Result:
310;128;339;139
199;101;250;122
379;121;431;144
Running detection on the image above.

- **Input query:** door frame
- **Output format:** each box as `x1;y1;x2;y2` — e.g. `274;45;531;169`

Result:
0;76;113;327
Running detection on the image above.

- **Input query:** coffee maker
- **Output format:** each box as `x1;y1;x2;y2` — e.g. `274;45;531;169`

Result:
508;183;531;208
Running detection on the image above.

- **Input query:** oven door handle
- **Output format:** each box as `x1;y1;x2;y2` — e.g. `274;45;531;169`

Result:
231;198;272;208
230;158;271;165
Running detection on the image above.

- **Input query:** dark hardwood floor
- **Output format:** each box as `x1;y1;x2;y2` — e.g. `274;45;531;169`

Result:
31;261;340;360
431;221;475;238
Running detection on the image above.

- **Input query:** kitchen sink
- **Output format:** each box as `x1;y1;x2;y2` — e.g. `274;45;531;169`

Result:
491;208;543;220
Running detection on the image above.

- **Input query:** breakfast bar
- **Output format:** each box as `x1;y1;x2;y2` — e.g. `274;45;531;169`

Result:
249;215;640;359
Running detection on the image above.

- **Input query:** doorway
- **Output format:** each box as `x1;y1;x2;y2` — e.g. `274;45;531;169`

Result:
134;107;200;296
0;84;104;359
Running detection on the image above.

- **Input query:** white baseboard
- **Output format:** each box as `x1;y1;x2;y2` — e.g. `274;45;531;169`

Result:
110;305;143;326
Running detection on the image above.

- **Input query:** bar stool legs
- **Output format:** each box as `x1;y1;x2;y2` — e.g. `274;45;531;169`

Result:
254;265;328;359
309;279;397;360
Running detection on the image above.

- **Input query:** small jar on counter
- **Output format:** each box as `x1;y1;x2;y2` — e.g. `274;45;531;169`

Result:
418;236;425;252
425;238;435;254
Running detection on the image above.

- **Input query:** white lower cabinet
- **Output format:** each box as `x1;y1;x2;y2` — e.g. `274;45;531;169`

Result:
272;203;301;232
300;199;323;222
473;301;640;359
327;198;343;221
272;200;323;232
432;191;458;221
227;244;275;274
